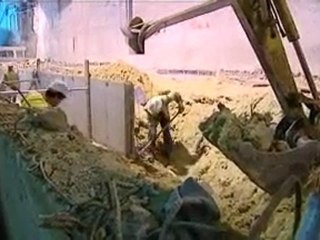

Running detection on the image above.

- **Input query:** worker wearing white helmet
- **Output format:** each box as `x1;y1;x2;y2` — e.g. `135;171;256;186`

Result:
142;91;184;158
21;79;69;108
44;79;69;107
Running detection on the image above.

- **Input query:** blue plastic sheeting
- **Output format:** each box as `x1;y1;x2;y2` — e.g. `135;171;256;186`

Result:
0;1;19;45
295;192;320;240
0;28;11;45
0;136;69;240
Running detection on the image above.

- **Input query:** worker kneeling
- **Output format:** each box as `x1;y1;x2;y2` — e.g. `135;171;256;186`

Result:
142;91;184;158
20;79;69;131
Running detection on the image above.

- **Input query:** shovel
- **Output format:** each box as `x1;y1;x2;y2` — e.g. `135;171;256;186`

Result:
17;88;31;107
138;111;180;156
4;82;31;107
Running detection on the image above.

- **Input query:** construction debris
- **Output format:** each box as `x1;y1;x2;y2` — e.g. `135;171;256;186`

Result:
199;103;274;152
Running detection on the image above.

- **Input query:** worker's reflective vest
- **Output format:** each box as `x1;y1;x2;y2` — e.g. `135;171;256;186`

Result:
20;91;48;108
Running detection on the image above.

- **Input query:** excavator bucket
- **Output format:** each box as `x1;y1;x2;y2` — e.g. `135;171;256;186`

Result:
198;105;320;194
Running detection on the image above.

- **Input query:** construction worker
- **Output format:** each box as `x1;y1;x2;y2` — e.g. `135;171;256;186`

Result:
1;65;20;103
142;91;184;158
20;79;68;108
20;79;69;131
29;58;41;90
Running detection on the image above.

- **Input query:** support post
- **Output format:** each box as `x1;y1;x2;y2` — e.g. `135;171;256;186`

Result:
84;59;93;139
124;83;135;158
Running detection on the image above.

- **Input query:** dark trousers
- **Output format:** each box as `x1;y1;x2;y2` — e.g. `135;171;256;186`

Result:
159;114;174;157
148;112;174;157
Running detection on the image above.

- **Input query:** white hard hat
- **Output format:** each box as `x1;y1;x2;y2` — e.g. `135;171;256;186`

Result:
48;79;69;97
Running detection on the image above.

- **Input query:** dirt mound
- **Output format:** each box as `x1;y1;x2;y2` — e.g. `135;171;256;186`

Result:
90;61;154;96
37;60;155;98
132;75;296;239
8;59;306;239
0;102;179;239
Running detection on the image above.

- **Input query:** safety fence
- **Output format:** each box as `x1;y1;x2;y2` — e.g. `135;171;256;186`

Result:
0;60;135;157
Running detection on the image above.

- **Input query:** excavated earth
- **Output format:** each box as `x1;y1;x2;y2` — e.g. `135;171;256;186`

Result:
1;59;320;239
0;103;180;239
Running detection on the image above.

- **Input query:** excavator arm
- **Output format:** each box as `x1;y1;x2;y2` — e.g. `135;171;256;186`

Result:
123;0;318;121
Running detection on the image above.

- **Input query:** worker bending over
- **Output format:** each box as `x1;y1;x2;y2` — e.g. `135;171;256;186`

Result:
20;79;69;131
143;91;184;158
1;65;20;103
21;79;68;108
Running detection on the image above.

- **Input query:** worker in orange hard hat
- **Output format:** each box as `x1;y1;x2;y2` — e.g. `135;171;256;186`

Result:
1;65;20;103
142;91;184;158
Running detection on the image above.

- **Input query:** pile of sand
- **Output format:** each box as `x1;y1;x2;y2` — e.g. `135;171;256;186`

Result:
33;60;155;98
90;61;154;96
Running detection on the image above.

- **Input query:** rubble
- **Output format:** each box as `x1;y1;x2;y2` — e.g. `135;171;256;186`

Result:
199;103;274;152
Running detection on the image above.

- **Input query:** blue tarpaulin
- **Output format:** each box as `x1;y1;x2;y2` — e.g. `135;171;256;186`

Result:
0;28;11;45
295;192;320;240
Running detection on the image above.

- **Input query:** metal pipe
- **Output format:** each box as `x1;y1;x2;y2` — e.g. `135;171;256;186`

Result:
0;79;33;83
140;0;230;41
0;87;88;95
292;40;319;100
126;0;133;21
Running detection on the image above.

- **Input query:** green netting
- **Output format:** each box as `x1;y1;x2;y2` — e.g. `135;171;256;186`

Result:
0;136;68;240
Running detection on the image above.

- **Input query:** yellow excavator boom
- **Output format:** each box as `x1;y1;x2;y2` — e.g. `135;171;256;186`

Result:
123;0;318;121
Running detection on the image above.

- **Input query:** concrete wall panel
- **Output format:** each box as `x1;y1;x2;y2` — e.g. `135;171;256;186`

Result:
91;81;127;153
34;0;320;75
